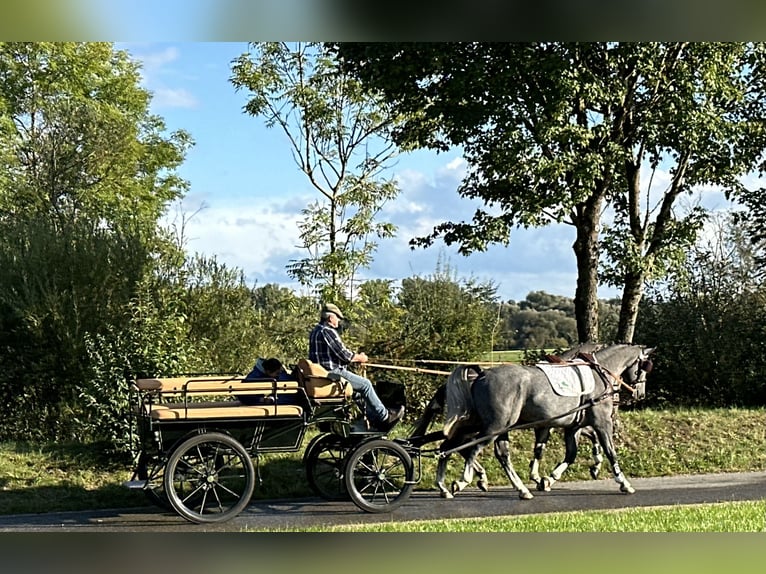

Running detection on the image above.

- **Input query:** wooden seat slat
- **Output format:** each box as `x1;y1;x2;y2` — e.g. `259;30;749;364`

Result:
135;376;300;394
149;403;303;420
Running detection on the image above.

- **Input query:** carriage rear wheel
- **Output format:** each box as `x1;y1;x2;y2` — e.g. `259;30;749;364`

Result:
344;439;415;513
304;433;351;500
163;431;255;524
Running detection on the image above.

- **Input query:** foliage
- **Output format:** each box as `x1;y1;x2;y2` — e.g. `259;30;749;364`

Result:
635;214;766;407
0;42;192;225
332;42;766;343
230;42;399;301
0;42;191;443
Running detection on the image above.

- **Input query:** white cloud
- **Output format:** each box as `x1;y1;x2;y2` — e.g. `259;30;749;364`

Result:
139;46;181;70
163;197;305;286
152;87;198;109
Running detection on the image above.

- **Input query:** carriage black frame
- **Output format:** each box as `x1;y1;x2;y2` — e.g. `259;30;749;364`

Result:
124;369;421;523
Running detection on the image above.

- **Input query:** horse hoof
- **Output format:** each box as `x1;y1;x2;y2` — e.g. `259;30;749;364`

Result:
440;491;454;499
535;481;546;492
477;480;489;492
519;491;534;500
589;468;600;480
451;480;465;495
621;485;636;494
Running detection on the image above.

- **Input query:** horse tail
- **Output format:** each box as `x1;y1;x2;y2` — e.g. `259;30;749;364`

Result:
443;365;483;439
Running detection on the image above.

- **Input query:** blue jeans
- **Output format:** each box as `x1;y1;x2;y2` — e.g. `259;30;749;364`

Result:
331;367;388;424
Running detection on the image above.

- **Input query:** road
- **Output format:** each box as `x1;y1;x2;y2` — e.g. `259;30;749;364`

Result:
0;470;763;531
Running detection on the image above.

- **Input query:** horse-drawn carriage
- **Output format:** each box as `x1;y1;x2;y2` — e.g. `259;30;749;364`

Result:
124;359;419;523
124;343;654;524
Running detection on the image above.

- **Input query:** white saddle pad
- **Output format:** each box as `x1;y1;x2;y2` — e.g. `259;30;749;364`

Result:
536;363;595;397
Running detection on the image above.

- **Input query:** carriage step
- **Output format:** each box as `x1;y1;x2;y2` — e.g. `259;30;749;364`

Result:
123;480;148;490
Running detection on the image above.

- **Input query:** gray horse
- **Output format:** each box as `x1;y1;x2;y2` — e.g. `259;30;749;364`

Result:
444;343;654;499
410;349;611;498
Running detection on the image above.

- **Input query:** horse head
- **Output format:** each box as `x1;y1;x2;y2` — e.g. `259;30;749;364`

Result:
594;343;655;402
622;345;655;401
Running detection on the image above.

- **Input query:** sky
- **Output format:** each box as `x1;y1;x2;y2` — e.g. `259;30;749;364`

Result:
119;42;737;303
121;42;586;302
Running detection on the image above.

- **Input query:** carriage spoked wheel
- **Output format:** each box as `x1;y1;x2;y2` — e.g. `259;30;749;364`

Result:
136;452;171;510
304;433;352;500
344;439;415;513
163;431;255;524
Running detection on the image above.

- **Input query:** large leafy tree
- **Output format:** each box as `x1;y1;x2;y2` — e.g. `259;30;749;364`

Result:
0;42;192;441
332;42;766;342
0;42;191;226
230;42;399;302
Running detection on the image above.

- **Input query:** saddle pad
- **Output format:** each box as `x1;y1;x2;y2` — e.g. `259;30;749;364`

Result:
536;363;595;397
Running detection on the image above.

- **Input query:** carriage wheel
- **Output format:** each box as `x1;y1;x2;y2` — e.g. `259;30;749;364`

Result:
344;439;415;513
163;432;255;524
136;452;171;510
304;433;351;500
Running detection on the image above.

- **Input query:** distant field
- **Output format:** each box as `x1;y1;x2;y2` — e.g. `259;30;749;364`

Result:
477;349;533;363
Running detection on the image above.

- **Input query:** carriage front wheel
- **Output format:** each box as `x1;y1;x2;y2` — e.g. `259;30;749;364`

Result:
163;431;255;524
304;433;351;500
344;439;415;513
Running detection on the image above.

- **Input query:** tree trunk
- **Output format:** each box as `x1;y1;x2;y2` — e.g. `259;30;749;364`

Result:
616;268;644;343
572;194;603;343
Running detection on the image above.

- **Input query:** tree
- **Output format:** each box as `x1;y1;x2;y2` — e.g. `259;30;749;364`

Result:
0;42;191;226
635;213;766;407
332;42;766;342
230;42;399;301
0;42;192;442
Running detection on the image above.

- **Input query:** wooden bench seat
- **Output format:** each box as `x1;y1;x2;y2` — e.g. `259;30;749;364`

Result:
134;376;306;420
149;403;303;420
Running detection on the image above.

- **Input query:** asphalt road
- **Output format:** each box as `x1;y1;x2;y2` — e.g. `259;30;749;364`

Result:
0;470;763;531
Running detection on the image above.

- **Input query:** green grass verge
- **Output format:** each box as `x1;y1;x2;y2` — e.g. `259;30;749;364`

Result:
261;500;766;532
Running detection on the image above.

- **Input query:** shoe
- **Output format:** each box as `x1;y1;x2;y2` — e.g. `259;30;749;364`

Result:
373;405;404;432
387;405;405;426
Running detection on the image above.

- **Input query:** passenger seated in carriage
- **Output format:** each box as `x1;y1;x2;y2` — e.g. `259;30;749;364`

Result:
237;357;297;405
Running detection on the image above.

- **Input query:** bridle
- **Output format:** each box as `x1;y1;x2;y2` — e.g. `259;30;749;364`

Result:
580;351;654;406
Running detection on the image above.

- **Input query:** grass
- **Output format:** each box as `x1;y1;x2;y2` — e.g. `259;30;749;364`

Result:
0;407;764;518
263;500;766;532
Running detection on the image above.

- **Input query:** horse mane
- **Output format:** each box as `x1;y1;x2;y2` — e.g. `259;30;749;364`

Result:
443;364;482;439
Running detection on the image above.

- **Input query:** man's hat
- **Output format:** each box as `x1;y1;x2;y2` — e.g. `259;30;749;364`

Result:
323;303;344;319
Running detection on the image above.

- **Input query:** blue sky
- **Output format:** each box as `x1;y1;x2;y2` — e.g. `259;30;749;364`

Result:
118;42;736;303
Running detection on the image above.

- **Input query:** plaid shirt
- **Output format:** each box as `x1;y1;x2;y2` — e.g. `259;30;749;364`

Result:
309;322;355;371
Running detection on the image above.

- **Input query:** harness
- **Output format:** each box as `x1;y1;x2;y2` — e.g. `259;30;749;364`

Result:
436;353;652;460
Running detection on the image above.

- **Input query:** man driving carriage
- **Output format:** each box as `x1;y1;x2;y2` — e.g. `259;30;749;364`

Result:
309;303;404;432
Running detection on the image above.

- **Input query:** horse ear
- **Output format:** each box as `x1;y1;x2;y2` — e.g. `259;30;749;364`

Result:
643;346;656;356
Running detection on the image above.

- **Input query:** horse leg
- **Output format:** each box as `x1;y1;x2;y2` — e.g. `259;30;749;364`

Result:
437;433;487;498
493;431;534;499
451;441;487;495
435;450;453;499
473;458;489;492
582;428;604;479
542;426;579;491
529;427;550;491
594;424;635;494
